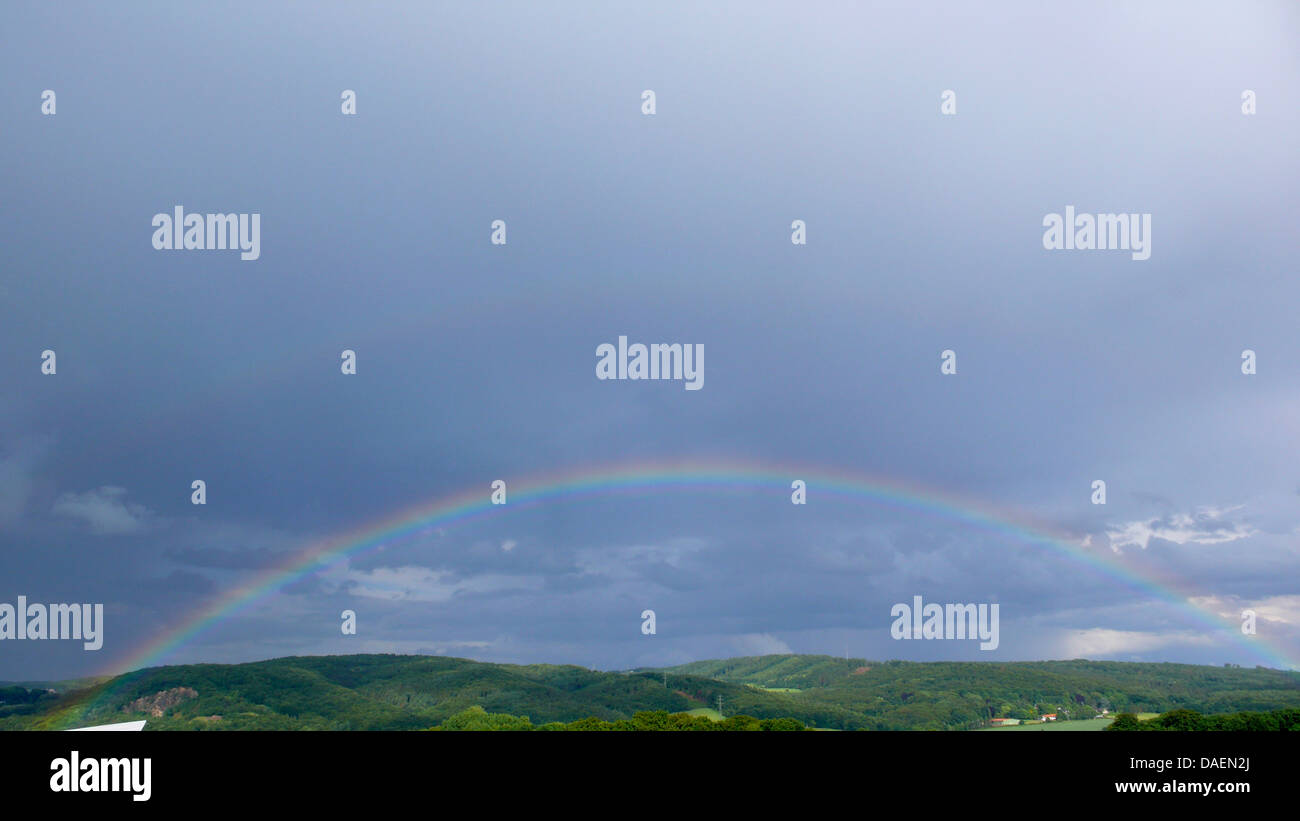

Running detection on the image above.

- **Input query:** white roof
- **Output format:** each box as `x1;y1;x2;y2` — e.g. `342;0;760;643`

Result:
66;720;148;731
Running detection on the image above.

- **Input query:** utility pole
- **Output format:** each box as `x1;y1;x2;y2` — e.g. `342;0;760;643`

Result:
716;694;723;716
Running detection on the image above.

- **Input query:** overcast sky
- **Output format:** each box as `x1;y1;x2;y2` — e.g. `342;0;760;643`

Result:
2;1;1298;680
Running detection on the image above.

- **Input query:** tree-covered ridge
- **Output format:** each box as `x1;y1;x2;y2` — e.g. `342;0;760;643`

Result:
0;685;59;720
429;705;806;731
3;653;1297;731
651;655;1300;730
0;654;819;731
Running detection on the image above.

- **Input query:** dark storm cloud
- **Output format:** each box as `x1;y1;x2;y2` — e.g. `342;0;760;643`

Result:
165;546;285;571
1;1;1298;679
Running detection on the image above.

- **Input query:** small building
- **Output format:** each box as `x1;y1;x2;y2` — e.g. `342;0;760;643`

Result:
1040;713;1057;722
989;717;1021;726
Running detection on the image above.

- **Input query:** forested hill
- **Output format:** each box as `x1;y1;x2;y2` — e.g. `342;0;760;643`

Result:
1;654;823;731
651;655;1300;729
3;653;1298;731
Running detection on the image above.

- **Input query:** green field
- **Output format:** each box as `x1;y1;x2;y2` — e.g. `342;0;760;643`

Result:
980;713;1162;731
981;717;1112;731
683;707;724;721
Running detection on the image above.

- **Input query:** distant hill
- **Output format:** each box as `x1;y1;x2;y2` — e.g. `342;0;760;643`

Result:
3;653;1298;731
650;655;1300;729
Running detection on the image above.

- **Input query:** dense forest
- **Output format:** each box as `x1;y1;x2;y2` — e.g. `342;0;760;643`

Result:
0;685;59;719
1105;708;1300;731
430;705;807;731
2;653;1298;731
1;654;812;731
655;655;1300;730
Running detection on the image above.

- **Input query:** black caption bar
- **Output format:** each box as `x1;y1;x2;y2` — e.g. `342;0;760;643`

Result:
1;731;1287;810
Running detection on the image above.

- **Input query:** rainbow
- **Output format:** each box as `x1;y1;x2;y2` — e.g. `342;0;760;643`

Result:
101;460;1300;679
